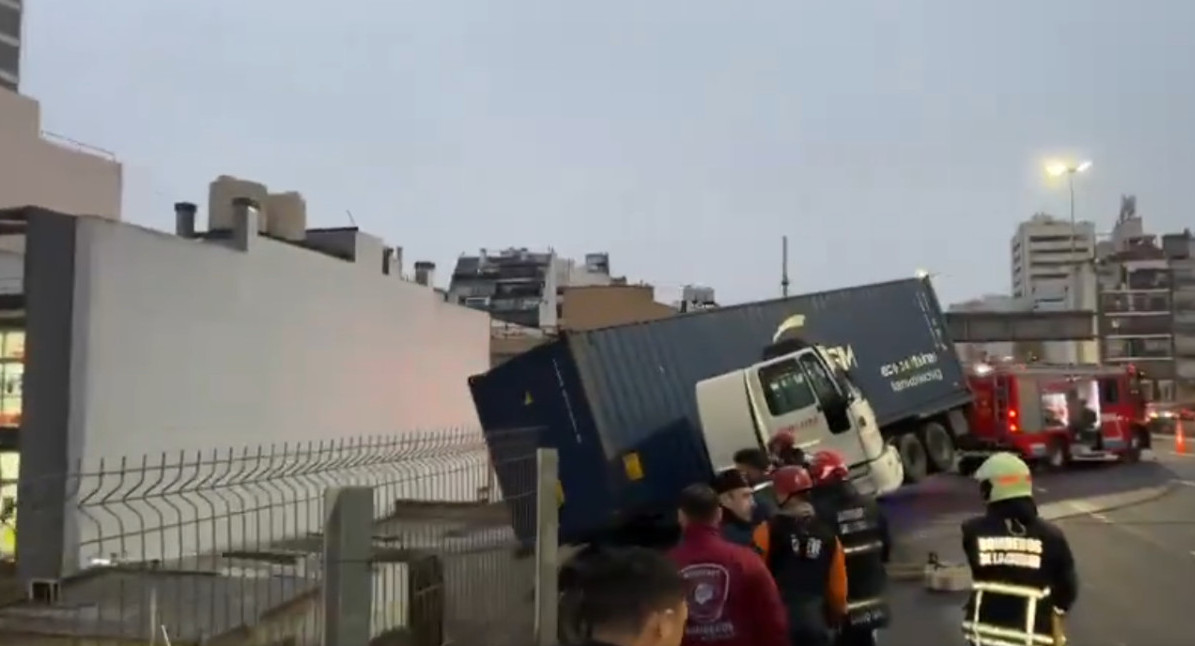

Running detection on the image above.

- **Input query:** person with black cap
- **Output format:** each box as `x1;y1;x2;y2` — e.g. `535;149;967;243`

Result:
711;468;770;555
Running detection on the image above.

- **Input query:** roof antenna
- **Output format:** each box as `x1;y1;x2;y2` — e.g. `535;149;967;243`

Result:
345;209;357;226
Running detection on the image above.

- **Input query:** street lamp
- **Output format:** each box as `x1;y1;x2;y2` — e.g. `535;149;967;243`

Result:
1045;159;1093;257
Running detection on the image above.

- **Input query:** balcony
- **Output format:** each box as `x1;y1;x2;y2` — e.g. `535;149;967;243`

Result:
1100;292;1170;314
1101;313;1172;336
1126;268;1171;290
1104;336;1172;360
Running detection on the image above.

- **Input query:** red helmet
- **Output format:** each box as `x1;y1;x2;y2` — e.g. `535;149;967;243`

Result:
809;450;849;485
768;430;797;453
770;465;814;498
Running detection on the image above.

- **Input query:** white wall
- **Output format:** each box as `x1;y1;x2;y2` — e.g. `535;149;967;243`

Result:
62;217;492;565
0;90;123;218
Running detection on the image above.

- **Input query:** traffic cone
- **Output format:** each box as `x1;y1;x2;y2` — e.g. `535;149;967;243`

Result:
1176;420;1189;455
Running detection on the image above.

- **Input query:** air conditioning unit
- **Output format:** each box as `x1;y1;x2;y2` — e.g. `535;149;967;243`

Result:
465;296;491;308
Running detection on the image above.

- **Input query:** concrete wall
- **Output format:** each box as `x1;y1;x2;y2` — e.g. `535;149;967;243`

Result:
0;90;122;218
17;208;491;578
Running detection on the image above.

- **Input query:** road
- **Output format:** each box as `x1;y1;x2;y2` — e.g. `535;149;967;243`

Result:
881;446;1195;645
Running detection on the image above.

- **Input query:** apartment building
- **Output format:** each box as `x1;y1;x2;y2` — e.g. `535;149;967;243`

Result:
0;0;20;92
1010;212;1096;305
1094;197;1186;400
448;248;617;329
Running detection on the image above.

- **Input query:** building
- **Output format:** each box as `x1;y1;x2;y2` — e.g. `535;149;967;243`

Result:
1009;212;1098;363
448;248;618;329
559;284;677;332
1165;231;1195;400
0;0;19;92
1093;196;1181;400
1010;212;1096;305
0;90;123;222
7;184;493;578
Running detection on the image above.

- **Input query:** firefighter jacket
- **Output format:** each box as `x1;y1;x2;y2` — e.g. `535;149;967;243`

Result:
811;483;892;631
759;507;848;642
669;523;789;646
961;498;1079;646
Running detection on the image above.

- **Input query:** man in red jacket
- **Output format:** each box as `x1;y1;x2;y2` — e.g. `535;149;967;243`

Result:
669;483;789;646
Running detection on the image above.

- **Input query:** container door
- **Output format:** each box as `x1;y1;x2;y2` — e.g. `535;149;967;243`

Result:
748;354;834;452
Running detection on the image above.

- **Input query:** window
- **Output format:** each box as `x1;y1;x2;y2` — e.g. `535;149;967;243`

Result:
0;41;17;79
0;4;20;41
757;360;817;416
1099;378;1120;405
797;353;840;404
0;331;22;429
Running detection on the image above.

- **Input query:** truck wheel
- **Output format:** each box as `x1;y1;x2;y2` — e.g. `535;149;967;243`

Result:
919;422;955;474
896;433;929;483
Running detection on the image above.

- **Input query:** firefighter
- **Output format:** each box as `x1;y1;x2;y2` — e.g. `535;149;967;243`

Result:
961;452;1078;646
732;447;771;486
767;430;810;467
807;450;891;646
757;465;848;646
670;484;789;646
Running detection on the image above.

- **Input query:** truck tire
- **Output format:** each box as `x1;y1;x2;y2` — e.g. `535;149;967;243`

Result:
896;433;929;483
919;422;955;473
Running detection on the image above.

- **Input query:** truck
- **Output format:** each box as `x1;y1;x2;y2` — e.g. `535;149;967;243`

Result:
470;277;974;546
958;361;1151;473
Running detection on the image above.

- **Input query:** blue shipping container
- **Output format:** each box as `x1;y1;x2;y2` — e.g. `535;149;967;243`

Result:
470;277;971;544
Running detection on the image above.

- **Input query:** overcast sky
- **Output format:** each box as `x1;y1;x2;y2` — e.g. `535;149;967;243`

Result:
21;0;1195;305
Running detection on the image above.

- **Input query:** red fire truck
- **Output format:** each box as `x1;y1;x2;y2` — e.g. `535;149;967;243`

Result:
957;362;1151;474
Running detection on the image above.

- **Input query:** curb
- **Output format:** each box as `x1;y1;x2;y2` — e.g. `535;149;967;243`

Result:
883;481;1180;582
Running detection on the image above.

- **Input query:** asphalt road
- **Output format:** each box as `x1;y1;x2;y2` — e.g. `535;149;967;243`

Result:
880;446;1195;646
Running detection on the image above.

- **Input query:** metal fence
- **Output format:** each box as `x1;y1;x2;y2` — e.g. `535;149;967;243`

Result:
0;426;559;646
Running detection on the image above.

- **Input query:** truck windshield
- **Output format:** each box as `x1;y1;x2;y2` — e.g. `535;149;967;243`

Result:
757;359;818;415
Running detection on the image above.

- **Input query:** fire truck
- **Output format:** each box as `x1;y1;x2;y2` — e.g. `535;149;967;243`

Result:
957;362;1151;474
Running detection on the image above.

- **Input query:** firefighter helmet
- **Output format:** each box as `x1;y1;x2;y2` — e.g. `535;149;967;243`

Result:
809;449;849;485
771;465;815;498
768;430;796;453
973;452;1034;503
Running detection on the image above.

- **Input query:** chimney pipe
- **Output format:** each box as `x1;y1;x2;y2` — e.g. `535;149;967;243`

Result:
174;202;197;238
414;261;436;288
231;197;260;252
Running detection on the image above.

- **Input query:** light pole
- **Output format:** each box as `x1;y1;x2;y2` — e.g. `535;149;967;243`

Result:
1045;159;1093;257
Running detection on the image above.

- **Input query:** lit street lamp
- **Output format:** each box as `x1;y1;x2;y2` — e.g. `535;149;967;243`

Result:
1045;159;1093;257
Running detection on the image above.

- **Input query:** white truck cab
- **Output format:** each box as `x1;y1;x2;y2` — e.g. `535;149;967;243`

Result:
695;343;905;497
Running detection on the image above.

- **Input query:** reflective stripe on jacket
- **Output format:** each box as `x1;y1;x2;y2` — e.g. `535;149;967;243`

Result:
962;581;1062;646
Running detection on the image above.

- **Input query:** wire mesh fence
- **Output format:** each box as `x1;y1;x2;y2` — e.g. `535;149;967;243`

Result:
0;426;552;646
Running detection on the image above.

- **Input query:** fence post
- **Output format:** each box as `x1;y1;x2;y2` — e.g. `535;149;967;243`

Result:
324;486;374;646
533;448;560;646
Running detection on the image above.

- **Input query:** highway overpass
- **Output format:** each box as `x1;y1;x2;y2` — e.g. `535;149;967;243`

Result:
945;310;1095;342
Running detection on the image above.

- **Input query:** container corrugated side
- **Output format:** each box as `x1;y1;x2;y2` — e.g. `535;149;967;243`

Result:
566;278;970;458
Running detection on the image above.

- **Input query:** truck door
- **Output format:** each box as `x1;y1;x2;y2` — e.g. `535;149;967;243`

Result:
794;351;873;464
750;355;833;451
1097;376;1127;442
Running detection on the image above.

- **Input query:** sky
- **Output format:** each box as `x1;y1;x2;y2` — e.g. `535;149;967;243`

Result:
20;0;1195;306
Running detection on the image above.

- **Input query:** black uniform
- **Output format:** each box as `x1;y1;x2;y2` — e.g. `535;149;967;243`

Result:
812;482;892;646
960;498;1078;646
766;512;846;646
